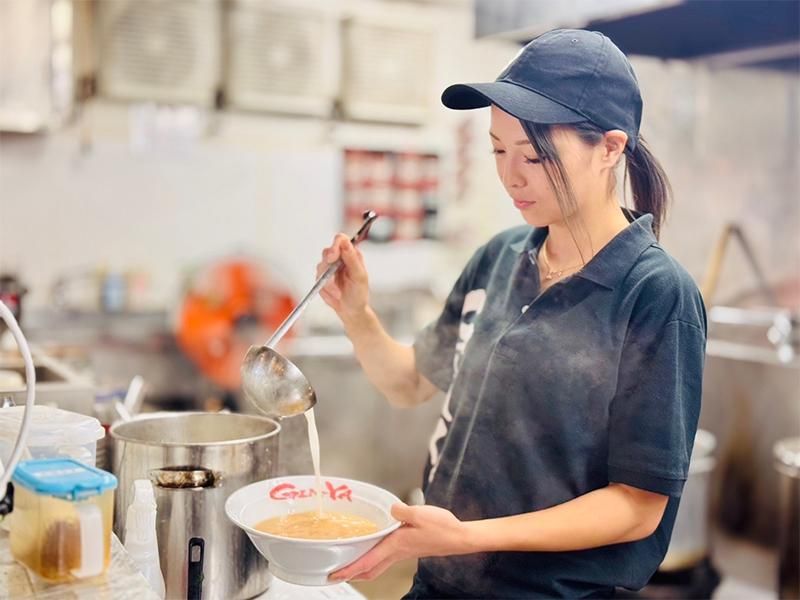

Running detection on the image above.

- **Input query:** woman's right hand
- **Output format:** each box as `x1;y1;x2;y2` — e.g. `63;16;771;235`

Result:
316;233;370;322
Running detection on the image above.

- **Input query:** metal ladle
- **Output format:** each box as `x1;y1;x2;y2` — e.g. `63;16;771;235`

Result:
240;210;378;418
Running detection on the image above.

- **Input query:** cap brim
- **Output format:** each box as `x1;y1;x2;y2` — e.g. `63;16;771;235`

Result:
441;81;586;124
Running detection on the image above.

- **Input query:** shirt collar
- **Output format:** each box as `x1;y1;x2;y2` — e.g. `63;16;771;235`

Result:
512;212;657;290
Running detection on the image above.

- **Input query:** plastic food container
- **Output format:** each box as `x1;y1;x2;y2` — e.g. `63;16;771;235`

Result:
0;406;104;467
226;475;402;586
10;458;117;582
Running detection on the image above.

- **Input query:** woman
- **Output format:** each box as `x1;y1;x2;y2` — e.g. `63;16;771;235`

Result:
323;29;706;598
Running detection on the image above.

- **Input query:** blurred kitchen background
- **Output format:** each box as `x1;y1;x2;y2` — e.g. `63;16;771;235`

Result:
0;0;798;598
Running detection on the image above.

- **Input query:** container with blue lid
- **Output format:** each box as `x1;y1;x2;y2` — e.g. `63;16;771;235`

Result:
10;458;117;581
13;457;117;500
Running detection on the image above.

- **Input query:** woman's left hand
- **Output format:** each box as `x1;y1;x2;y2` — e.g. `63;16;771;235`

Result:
329;502;472;582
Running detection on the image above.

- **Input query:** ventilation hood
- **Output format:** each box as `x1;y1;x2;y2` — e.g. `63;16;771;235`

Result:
476;0;799;72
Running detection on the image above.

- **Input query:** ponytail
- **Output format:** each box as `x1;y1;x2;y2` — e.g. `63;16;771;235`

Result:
521;120;673;246
624;137;671;239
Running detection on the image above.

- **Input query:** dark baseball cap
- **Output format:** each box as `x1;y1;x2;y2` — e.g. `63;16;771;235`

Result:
441;29;642;149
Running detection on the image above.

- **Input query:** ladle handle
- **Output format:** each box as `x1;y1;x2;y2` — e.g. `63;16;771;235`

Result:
266;210;378;347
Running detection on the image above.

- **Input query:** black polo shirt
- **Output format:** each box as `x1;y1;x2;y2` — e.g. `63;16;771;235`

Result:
412;213;707;598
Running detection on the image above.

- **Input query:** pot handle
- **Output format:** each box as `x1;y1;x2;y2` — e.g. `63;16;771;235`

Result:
149;467;220;489
187;537;204;600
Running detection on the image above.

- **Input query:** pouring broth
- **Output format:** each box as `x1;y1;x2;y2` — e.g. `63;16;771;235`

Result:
270;408;377;540
305;408;323;513
254;510;380;540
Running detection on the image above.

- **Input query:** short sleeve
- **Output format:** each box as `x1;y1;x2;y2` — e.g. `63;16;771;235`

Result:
413;251;483;392
607;301;707;497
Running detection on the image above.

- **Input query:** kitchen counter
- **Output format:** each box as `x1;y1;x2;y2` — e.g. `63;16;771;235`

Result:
0;530;159;599
0;525;367;600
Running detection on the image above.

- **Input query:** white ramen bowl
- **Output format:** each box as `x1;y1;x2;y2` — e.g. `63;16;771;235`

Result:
225;475;402;586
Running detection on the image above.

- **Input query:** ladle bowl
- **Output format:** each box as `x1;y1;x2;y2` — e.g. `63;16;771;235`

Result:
241;211;377;418
241;345;315;418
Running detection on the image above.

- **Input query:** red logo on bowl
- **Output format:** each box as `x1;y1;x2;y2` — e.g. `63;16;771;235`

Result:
269;481;353;502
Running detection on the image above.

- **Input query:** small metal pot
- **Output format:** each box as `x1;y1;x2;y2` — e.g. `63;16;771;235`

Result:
111;412;280;600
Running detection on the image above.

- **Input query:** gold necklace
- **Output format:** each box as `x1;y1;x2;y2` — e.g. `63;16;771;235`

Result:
540;241;584;281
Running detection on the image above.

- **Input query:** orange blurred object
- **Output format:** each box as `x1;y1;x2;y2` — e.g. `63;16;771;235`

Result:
176;259;296;389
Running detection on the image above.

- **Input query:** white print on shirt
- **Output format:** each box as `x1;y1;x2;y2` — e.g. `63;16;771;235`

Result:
427;288;487;484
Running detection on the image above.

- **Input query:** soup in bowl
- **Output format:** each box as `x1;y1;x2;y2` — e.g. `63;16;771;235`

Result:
225;475;402;586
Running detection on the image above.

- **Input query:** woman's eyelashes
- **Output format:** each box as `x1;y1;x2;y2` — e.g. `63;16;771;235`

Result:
491;148;542;164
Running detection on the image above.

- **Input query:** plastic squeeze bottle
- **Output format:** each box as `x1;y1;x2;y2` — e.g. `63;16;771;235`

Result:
124;479;166;598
